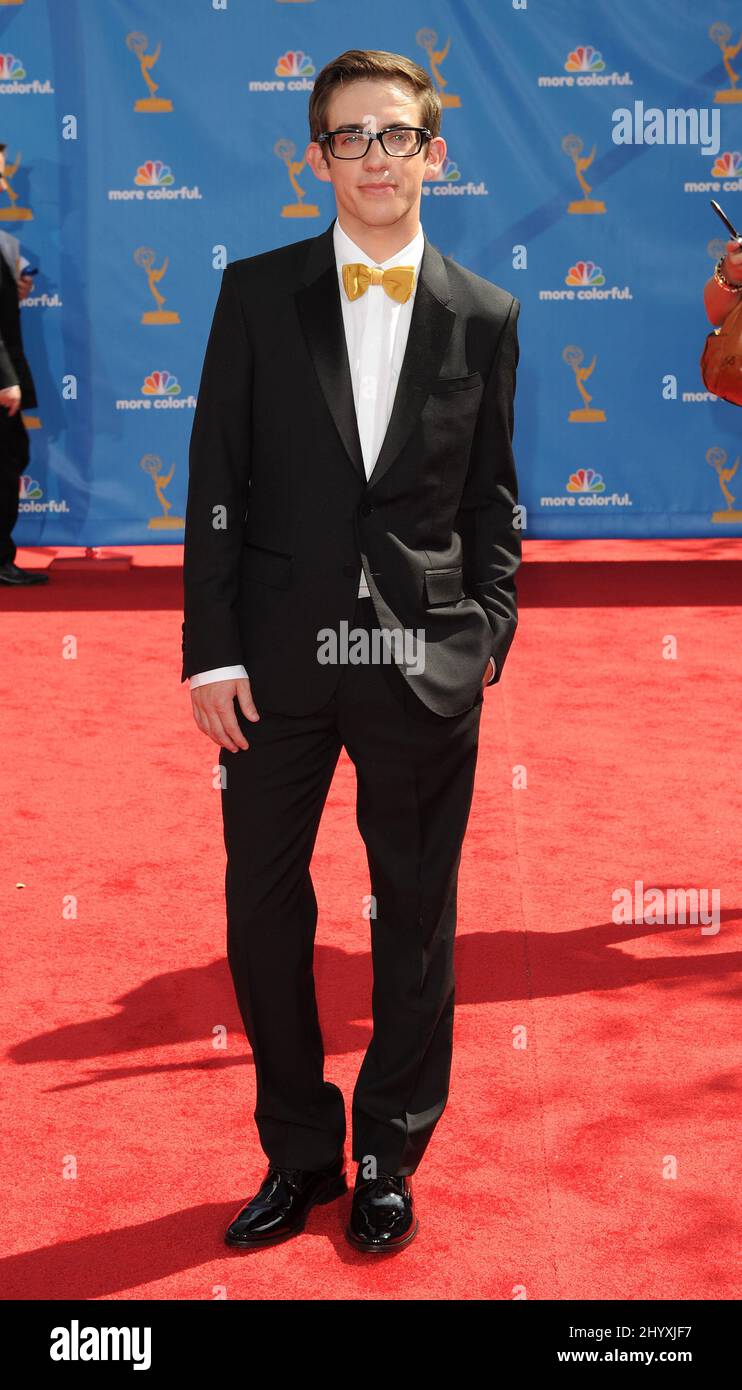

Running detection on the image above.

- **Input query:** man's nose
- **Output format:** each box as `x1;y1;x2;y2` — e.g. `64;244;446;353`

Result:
363;145;391;171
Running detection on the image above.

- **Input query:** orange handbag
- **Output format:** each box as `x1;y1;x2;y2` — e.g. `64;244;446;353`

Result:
700;291;742;405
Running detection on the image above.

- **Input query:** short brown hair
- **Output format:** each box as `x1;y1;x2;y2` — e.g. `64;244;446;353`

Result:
308;49;441;149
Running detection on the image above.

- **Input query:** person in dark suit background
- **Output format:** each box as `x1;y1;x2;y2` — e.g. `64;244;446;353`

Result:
0;141;45;587
182;50;521;1252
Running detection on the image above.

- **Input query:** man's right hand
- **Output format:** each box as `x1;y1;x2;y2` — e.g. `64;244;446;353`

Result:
190;676;259;752
0;385;22;416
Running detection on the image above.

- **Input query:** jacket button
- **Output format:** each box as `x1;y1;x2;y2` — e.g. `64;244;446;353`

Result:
342;563;356;577
359;501;373;517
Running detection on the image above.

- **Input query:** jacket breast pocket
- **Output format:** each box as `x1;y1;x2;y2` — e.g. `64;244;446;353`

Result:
429;371;483;396
424;565;465;606
417;374;484;485
242;541;293;589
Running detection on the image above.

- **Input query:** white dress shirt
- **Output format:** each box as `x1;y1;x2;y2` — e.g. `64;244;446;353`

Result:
189;216;494;688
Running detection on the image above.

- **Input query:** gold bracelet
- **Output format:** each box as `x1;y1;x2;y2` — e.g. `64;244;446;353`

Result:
713;256;742;291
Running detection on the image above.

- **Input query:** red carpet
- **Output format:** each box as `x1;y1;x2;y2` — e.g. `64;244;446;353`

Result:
1;538;740;1300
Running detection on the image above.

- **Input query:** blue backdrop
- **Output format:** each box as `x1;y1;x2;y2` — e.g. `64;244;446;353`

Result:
3;0;742;544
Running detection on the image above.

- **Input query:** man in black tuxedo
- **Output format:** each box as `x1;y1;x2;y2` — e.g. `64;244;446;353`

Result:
0;143;45;587
182;50;521;1252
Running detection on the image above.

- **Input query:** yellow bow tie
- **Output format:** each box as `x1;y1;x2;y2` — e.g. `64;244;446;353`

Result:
341;262;415;305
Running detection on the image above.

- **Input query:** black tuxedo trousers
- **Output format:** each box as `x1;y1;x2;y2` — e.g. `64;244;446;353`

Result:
220;593;483;1176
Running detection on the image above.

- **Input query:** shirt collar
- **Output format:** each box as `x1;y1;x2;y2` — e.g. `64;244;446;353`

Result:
333;215;424;288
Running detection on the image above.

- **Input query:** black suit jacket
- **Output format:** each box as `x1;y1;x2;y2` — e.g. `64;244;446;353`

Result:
181;216;521;717
0;245;37;409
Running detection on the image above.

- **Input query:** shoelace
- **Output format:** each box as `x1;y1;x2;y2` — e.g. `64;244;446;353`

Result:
271;1165;308;1189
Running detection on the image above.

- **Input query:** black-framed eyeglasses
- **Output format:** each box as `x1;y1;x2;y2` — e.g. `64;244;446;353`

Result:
317;126;432;159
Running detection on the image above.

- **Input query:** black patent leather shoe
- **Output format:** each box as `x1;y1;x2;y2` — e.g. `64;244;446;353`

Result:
224;1154;347;1248
346;1168;418;1252
0;561;49;585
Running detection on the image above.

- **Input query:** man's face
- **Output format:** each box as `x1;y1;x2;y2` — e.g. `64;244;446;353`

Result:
306;79;445;229
0;155;6;191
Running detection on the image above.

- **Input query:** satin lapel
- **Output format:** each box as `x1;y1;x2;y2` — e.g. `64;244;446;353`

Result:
294;217;457;490
366;237;455;489
294;219;365;484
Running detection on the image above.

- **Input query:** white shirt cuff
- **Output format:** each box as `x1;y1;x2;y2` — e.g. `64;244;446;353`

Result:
188;664;248;689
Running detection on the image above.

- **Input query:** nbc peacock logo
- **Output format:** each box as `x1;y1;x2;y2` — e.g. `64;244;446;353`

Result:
427;156;461;183
538;43;631;88
135;160;174;187
422;153;488;198
0;52;25;79
567;468;605;493
0;49;53;93
275;50;315;77
142;370;180;396
539;259;631;302
116;371;195;411
539;468;632;511
710;150;742;179
18;475;69;514
566;260;606;288
565;46;605;74
682;148;739;195
108;160;200;202
248;48;317;92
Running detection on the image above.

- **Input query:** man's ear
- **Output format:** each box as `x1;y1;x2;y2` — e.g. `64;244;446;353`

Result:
306;143;333;181
423;137;446;179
